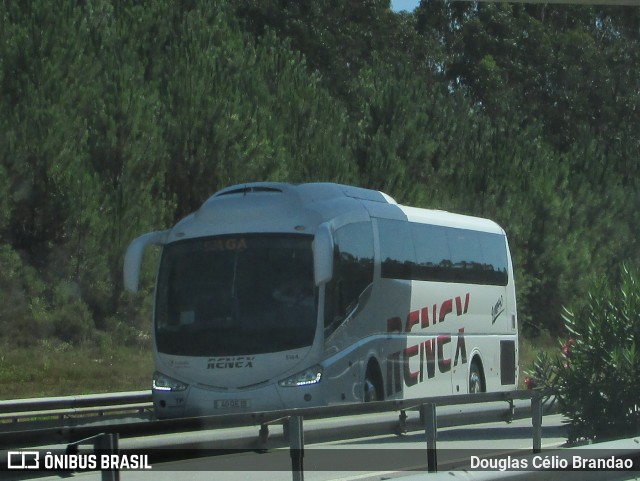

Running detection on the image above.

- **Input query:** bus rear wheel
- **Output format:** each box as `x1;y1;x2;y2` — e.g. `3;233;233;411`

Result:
469;361;484;394
364;363;382;402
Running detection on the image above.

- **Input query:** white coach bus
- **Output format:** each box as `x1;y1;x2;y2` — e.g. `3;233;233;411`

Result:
124;182;518;418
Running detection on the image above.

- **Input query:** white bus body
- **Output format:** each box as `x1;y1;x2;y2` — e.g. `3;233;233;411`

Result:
124;183;518;418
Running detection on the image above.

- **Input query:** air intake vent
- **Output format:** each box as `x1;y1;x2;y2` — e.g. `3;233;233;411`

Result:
216;186;283;197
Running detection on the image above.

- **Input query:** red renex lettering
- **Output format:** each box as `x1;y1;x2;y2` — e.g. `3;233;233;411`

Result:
385;294;470;395
401;333;465;387
399;293;470;334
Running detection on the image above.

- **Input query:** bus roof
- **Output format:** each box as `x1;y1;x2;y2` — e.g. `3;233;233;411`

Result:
167;182;504;241
400;205;505;235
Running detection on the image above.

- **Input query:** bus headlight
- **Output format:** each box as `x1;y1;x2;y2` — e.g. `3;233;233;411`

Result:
153;372;188;392
278;365;323;387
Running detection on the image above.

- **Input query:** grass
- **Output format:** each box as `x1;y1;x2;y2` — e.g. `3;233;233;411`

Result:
0;339;153;400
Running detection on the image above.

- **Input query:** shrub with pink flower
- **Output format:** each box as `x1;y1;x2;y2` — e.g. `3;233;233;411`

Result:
525;266;640;444
524;376;536;390
561;338;574;360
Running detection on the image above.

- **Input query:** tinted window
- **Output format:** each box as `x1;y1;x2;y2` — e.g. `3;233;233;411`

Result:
324;222;374;333
446;228;486;283
155;234;316;356
478;231;509;285
411;223;450;281
378;218;415;279
378;219;508;286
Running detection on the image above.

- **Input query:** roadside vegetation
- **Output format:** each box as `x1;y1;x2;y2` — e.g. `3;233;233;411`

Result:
0;341;152;400
527;266;640;444
1;2;638;406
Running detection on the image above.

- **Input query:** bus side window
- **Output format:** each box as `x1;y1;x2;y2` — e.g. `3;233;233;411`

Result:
324;222;374;334
378;218;416;280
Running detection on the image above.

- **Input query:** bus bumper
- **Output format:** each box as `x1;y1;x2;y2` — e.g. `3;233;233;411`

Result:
153;381;326;419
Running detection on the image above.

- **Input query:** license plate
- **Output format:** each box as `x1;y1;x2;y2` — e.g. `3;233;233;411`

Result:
214;399;251;409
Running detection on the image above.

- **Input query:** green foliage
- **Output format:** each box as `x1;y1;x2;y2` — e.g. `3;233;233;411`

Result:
0;245;48;344
161;18;354;217
0;0;638;362
50;298;94;346
0;340;153;399
234;0;394;109
528;266;640;443
351;60;444;203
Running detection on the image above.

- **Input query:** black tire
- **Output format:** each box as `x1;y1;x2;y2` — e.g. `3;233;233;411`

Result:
469;361;483;394
364;364;382;402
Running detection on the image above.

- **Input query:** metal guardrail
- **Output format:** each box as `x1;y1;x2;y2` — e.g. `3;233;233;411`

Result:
0;391;152;422
1;389;548;480
0;389;531;423
0;390;538;448
2;389;636;481
276;391;544;478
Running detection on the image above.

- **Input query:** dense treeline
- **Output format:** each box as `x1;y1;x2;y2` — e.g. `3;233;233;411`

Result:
1;0;638;347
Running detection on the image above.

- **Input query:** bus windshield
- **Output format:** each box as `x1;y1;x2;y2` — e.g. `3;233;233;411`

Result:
155;234;316;356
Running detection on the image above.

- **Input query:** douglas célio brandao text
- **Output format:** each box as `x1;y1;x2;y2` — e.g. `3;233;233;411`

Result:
470;454;634;471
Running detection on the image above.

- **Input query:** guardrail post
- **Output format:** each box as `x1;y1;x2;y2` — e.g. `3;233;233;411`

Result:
95;433;120;481
531;392;542;454
504;399;515;423
289;415;304;481
259;423;269;444
397;409;408;434
422;402;437;472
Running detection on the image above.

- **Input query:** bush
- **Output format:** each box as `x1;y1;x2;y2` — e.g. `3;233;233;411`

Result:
528;265;640;443
0;245;51;345
50;299;95;345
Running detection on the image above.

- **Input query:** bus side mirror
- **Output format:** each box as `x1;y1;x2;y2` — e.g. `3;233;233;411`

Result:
313;224;334;286
124;230;169;292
